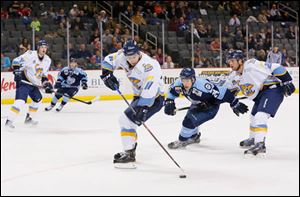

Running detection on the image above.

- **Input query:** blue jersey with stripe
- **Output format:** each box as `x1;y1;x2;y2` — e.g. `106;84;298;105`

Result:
167;77;235;105
57;66;88;88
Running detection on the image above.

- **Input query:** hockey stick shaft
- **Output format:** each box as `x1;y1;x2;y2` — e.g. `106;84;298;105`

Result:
115;88;185;174
176;96;248;112
20;80;92;105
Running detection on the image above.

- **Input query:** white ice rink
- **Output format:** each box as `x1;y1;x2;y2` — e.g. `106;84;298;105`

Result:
1;95;299;196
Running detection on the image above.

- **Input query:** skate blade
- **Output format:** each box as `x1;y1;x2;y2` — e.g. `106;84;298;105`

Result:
114;162;137;169
244;153;266;159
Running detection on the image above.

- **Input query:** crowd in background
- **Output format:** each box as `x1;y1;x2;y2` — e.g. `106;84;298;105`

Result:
1;1;299;71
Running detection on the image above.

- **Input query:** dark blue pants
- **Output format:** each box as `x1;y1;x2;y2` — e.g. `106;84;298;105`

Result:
179;104;220;140
16;83;42;102
251;86;284;117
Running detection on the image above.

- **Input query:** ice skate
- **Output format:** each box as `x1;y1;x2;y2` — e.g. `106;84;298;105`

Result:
244;142;266;158
168;133;201;149
114;144;137;169
45;104;55;111
24;113;38;125
5;119;15;129
239;138;255;148
56;104;64;112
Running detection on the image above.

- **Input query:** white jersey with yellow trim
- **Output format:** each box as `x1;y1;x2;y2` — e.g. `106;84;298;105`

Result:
234;58;284;100
12;50;52;86
102;50;164;107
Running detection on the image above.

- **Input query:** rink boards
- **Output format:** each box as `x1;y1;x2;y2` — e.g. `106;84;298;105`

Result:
1;68;299;104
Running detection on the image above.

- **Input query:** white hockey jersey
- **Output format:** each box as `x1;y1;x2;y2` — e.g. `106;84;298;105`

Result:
229;58;286;100
102;50;164;107
12;50;52;86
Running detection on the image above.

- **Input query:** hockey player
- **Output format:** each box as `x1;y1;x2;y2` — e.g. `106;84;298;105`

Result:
5;40;53;128
100;39;164;166
45;58;88;112
226;50;295;156
164;67;249;149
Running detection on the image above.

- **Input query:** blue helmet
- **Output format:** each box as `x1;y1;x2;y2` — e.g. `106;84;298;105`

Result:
123;39;139;56
226;50;244;63
37;39;48;48
180;67;196;82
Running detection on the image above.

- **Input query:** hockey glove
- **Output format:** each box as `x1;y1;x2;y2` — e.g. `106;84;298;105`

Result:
13;69;22;84
54;81;62;89
282;81;295;97
164;99;176;116
135;106;149;123
230;98;249;116
43;81;54;94
100;72;119;91
82;81;88;90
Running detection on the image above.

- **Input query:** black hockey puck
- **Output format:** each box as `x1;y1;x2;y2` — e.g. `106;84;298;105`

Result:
179;174;187;178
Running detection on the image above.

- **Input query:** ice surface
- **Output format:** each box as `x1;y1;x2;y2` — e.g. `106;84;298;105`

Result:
1;95;299;195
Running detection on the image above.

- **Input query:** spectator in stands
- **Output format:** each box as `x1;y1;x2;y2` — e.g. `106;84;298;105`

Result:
266;28;272;39
71;17;84;30
210;38;220;51
248;34;256;50
230;1;242;16
56;8;66;24
197;24;207;38
72;25;83;38
263;38;272;51
286;26;295;39
17;3;31;18
8;1;20;18
274;27;282;39
266;46;282;64
109;39;122;53
269;3;281;21
37;3;48;18
106;16;117;31
113;27;122;42
19;38;31;55
1;53;11;71
281;48;288;67
228;14;240;26
258;28;266;41
141;41;151;56
30;16;41;32
162;55;175;69
124;4;135;19
148;13;161;25
48;7;56;20
221;37;229;51
57;22;67;39
54;61;63;71
91;10;108;31
114;1;126;18
102;29;113;49
155;48;163;65
121;28;131;43
257;10;269;24
1;7;9;19
76;44;92;59
206;24;216;38
69;4;79;20
132;10;147;25
177;17;189;32
62;43;77;59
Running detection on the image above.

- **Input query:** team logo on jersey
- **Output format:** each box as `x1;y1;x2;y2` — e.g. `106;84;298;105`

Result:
240;83;255;96
204;83;213;90
66;76;76;85
143;64;153;72
35;67;43;78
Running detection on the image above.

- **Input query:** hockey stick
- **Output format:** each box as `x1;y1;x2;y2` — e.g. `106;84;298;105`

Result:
175;96;248;112
115;87;186;178
20;80;93;105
